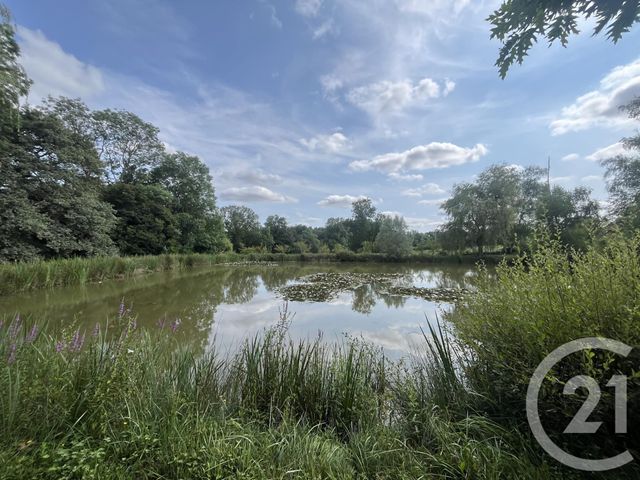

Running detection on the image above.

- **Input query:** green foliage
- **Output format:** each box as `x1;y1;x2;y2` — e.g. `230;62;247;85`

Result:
0;108;117;261
449;233;640;465
220;205;264;252
104;183;179;255
349;198;377;251
0;6;30;121
489;0;640;77
374;215;413;257
0;308;546;479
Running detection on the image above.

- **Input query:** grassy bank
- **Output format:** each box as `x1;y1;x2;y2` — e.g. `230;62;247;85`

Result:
2;234;639;478
0;314;547;479
0;251;511;296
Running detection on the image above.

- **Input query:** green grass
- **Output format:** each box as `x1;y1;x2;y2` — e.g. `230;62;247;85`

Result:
0;309;549;479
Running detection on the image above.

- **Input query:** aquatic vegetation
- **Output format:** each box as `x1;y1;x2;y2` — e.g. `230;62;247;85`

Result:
278;272;469;303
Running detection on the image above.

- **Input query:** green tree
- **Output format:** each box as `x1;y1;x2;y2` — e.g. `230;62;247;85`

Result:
264;215;292;251
374;215;413;257
349;198;377;251
103;183;178;255
603;98;640;230
92;108;165;183
0;108;116;261
490;0;640;77
289;225;321;253
0;5;30;122
151;152;229;253
319;217;351;251
220;205;263;252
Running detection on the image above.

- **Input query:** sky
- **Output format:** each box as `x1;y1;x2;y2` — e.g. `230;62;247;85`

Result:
7;0;640;231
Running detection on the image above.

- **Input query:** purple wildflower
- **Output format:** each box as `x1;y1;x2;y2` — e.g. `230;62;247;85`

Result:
8;315;21;340
118;299;126;318
26;324;38;343
7;343;17;364
55;340;66;353
170;319;181;333
92;323;100;337
70;329;86;352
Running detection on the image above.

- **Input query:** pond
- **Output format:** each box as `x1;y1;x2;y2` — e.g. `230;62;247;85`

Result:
0;262;480;356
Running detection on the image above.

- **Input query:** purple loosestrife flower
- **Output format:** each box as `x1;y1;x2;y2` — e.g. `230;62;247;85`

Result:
70;329;86;353
8;315;21;340
118;299;126;319
170;319;181;333
92;323;100;337
55;340;66;353
26;324;38;343
7;343;17;364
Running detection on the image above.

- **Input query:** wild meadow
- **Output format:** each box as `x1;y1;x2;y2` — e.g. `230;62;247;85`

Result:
1;234;639;479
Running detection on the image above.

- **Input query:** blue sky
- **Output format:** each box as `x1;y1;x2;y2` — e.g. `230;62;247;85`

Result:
8;0;640;230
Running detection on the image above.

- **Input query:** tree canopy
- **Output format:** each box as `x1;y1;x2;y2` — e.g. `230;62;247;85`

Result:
490;0;640;77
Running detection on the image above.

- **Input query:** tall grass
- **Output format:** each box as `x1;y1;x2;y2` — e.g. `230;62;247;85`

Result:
0;309;546;479
0;252;339;296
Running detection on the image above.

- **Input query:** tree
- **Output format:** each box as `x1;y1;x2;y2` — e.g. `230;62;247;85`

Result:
151;152;229;253
374;215;413;257
603;98;640;229
220;205;263;252
0;108;116;261
103;183;178;255
264;215;292;251
92;108;165;183
319;217;351;251
490;0;640;77
0;5;30;122
350;198;377;251
289;225;321;253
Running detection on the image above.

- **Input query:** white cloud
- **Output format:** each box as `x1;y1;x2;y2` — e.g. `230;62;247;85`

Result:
561;153;580;162
18;26;105;101
550;176;573;184
401;183;445;197
380;211;443;231
586;142;628;162
300;132;350;153
346;77;454;119
295;0;323;17
318;194;369;207
220;186;296;203
350;142;488;173
418;198;447;206
313;19;338;39
219;168;283;185
550;59;640;135
388;172;423;181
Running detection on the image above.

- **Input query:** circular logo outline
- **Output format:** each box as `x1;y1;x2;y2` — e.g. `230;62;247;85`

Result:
526;337;634;471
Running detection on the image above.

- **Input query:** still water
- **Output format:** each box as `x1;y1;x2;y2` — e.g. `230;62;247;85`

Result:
0;262;479;356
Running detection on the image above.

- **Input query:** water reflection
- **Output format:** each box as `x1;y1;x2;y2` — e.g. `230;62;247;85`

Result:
0;263;481;356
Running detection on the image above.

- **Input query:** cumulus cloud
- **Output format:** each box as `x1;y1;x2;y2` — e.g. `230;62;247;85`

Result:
401;183;445;197
586;142;628;162
380;211;443;231
581;175;602;182
550;59;640;135
346;77;454;118
300;132;350;153
317;194;369;207
388;172;423;181
350;142;487;173
18;27;105;101
561;153;580;162
295;0;323;17
220;186;296;203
